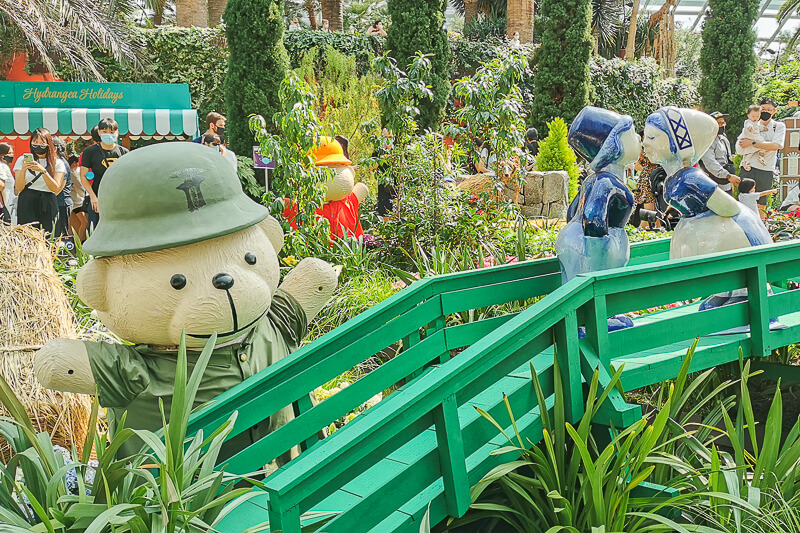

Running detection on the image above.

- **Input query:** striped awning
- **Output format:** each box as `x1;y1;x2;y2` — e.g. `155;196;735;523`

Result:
0;107;199;138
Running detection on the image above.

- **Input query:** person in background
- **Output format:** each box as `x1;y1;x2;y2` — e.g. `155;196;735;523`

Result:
320;19;329;32
471;138;496;176
366;20;387;36
52;138;73;238
633;150;660;229
738;178;777;217
736;97;784;219
0;143;15;223
700;111;738;195
201;133;237;171
288;16;302;30
196;112;237;171
13;128;66;233
67;154;89;241
525;127;539;156
80;118;129;228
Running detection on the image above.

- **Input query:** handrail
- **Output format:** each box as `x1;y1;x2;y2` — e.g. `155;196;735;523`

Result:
261;239;800;532
186;239;670;442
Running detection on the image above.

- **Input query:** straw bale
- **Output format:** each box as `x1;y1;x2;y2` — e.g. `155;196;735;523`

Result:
0;224;92;461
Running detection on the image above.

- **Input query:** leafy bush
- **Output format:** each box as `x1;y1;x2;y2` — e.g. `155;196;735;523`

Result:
386;0;451;130
536;117;580;200
57;27;228;120
590;57;699;127
225;0;290;153
756;59;800;104
463;13;507;41
699;0;759;139
250;72;334;256
284;30;385;75
530;0;593;132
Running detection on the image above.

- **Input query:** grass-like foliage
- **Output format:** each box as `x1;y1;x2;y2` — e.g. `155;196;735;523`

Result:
0;333;258;532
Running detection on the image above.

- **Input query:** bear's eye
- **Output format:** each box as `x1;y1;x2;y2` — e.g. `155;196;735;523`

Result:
170;274;187;290
245;252;257;265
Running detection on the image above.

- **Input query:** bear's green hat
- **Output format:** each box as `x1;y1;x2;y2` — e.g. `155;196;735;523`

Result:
83;142;268;257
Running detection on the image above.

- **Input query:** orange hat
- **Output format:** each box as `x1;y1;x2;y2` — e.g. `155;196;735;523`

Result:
313;136;351;166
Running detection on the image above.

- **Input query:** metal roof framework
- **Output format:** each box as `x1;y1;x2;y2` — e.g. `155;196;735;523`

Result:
642;0;800;54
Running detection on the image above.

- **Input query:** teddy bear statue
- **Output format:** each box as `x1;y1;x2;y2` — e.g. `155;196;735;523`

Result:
34;142;339;460
284;136;368;239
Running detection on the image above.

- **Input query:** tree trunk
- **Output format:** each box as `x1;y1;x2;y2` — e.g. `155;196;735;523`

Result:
306;0;318;29
506;0;534;43
152;0;166;25
624;0;639;60
322;0;343;31
208;0;227;25
176;0;209;27
464;0;478;27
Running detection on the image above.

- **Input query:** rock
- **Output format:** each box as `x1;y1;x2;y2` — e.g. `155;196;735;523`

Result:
520;205;543;217
525;172;543;204
543;171;569;204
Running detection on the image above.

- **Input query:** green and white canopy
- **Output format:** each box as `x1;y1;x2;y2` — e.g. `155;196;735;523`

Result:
0;81;199;140
0;107;199;139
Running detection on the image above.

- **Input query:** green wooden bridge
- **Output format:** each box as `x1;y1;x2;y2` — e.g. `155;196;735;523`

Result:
186;237;800;533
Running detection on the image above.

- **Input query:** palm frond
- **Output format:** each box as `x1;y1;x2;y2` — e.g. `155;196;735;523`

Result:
591;0;624;46
0;0;142;81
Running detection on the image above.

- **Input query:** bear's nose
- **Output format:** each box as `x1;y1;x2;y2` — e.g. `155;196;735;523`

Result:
212;273;235;290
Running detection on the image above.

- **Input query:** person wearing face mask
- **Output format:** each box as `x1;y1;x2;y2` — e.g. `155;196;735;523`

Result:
201;133;237;171
736;97;785;219
0;143;15;223
80;118;129;228
195;112;237;170
699;111;737;195
12;128;66;233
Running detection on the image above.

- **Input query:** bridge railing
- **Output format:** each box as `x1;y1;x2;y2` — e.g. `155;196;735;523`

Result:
261;239;800;533
186;238;670;477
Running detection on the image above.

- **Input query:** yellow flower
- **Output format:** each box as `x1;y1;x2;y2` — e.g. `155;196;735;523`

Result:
282;255;299;266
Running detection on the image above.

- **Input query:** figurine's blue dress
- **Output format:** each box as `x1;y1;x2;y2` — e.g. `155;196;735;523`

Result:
556;171;634;283
665;167;772;310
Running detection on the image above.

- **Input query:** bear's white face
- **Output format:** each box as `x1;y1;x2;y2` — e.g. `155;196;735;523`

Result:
77;223;281;348
323;165;355;202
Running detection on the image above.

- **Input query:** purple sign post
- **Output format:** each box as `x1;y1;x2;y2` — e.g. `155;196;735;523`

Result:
253;146;275;169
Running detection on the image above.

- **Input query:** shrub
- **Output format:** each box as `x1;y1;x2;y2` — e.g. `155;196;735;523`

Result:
536;117;580;200
386;0;451;130
530;0;593;132
225;0;290;154
283;30;384;75
699;0;759;139
590;57;699;127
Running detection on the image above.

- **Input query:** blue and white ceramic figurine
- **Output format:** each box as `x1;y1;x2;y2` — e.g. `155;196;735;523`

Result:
643;107;777;319
557;106;639;283
556;106;640;333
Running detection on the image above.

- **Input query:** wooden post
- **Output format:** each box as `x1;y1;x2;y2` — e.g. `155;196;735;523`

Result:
433;395;470;518
121;135;131;150
553;310;583;423
747;264;771;358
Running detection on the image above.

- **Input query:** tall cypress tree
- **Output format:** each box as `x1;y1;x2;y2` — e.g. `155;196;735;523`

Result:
699;0;758;139
530;0;593;132
224;0;290;155
386;0;451;131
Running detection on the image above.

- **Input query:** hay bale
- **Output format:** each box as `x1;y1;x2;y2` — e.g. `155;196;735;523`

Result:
0;224;92;461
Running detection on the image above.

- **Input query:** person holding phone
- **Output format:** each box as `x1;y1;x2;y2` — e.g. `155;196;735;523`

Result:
13;128;66;233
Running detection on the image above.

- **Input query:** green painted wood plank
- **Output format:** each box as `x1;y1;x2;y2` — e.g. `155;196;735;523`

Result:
443;313;517;351
196;296;443;447
433;395;470;517
581;344;642;428
608;302;749;357
439;272;560;315
768;288;800;319
767;323;800;351
748;264;771;358
222;331;448;475
554;310;583;423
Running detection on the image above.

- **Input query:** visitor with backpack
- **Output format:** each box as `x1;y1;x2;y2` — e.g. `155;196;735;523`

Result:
52;138;73;237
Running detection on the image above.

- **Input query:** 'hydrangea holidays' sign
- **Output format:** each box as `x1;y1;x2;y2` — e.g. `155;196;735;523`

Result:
0;81;191;109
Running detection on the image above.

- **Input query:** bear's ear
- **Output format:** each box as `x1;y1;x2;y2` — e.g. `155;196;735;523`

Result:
76;259;109;312
257;216;284;253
